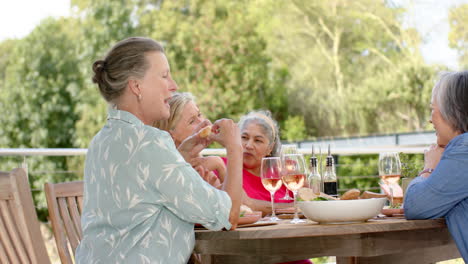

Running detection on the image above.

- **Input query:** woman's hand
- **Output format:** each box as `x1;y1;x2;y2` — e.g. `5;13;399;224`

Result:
194;165;222;189
209;119;242;150
177;133;211;164
423;144;445;176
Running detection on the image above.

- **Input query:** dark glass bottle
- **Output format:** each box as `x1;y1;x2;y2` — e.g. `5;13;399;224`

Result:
323;145;338;197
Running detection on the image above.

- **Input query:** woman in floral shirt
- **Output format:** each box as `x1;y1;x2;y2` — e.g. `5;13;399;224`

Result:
75;37;243;263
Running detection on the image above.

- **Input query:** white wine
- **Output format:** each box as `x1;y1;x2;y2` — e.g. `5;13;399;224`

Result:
380;174;401;185
261;178;283;193
282;174;305;191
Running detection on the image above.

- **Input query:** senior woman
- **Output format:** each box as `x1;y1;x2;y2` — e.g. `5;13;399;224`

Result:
75;37;243;263
153;92;226;185
231;110;312;264
404;71;468;262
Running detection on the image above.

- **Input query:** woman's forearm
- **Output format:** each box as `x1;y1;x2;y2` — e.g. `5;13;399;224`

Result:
222;145;243;229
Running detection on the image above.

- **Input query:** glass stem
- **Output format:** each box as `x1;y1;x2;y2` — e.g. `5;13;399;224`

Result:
389;185;394;207
293;191;298;220
270;192;276;218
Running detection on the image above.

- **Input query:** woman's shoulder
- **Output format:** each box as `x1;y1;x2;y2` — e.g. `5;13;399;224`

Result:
444;132;468;159
447;133;468;148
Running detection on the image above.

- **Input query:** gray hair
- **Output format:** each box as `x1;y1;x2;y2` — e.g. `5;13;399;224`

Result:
92;37;164;103
238;110;281;157
432;71;468;133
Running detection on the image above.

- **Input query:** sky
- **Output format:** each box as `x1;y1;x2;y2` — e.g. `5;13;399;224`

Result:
0;0;467;70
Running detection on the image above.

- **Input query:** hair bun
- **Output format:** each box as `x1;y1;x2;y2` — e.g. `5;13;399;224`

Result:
92;60;106;84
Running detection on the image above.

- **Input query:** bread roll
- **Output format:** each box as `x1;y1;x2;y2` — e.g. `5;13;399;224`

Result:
298;187;318;201
199;126;212;138
240;204;253;214
341;189;361;200
360;191;387;199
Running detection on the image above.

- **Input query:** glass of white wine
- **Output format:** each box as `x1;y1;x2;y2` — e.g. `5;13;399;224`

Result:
378;152;402;207
261;157;283;222
282;153;307;224
279;144;298;200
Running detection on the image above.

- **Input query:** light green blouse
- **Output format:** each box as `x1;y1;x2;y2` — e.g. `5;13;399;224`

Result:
75;108;232;264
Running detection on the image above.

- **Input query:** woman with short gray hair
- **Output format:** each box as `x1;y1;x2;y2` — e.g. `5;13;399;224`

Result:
405;71;468;262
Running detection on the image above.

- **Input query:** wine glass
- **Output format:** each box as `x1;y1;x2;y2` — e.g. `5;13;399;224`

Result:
261;157;283;222
282;153;307;224
378;152;401;207
279;144;297;200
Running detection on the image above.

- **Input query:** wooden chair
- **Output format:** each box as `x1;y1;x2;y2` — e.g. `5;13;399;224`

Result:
0;168;51;264
44;180;83;264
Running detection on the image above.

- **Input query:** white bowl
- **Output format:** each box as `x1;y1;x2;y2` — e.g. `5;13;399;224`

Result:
298;198;386;224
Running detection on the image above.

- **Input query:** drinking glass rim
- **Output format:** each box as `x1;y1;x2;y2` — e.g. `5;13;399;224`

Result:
262;156;281;160
282;153;304;157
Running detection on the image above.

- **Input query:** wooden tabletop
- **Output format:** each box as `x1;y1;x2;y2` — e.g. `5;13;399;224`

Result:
195;218;461;264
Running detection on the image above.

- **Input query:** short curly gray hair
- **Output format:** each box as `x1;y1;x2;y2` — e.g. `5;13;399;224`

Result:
432;71;468;133
238;110;281;157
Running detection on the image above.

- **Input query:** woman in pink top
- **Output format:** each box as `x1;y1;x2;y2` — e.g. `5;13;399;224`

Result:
229;110;312;264
219;110;293;213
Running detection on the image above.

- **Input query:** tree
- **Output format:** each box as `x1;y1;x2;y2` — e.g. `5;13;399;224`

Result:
448;3;468;69
137;0;289;125
0;18;84;218
257;0;437;137
71;0;143;147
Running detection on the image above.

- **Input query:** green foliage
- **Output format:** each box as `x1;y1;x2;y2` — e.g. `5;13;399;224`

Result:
400;153;424;178
141;0;289;124
449;4;468;69
258;0;438;137
336;155;380;194
283;115;308;141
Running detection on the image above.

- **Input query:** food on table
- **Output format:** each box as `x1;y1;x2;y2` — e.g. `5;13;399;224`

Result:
341;189;361;200
199;126;212;138
299;188;393;201
360;191;388;199
298;187;317;201
239;204;253;217
297;187;339;201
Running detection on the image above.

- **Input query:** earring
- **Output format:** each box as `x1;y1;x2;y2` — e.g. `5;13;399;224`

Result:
138;94;142;101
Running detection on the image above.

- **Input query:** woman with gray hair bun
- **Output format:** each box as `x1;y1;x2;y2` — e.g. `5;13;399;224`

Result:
75;37;243;264
405;71;468;262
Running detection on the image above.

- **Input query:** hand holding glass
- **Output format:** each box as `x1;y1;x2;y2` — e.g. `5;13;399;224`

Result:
261;157;283;222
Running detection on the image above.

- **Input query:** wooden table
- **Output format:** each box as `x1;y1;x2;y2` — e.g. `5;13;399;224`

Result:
194;217;461;264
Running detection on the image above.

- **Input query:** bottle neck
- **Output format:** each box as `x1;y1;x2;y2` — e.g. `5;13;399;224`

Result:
324;159;336;181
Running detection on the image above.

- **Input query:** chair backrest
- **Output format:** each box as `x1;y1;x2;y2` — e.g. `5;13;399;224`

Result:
0;168;51;264
45;180;83;264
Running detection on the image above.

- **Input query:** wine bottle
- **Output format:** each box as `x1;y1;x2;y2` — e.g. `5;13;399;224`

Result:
323;145;338;197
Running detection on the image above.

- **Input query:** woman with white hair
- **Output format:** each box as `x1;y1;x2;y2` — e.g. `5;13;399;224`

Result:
405;71;468;262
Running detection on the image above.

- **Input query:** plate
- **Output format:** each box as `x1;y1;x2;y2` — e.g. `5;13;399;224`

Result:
238;211;262;225
298;198;386;224
277;213;306;219
195;211;262;228
275;207;296;214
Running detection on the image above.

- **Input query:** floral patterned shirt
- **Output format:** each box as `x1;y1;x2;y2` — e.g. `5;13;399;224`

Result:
75;108;232;264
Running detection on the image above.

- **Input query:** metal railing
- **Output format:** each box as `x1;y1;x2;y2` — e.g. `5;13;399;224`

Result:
0;147;424;212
